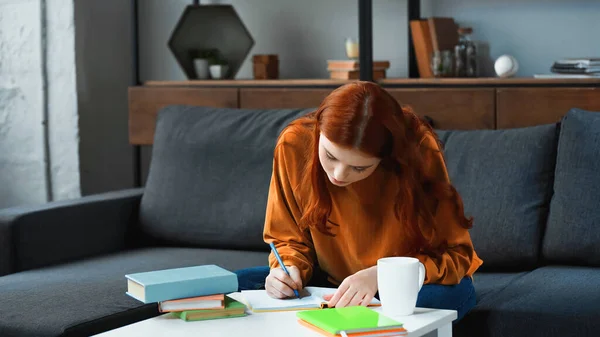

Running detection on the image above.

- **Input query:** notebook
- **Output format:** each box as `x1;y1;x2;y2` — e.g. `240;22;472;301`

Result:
125;265;238;303
296;306;406;336
172;296;247;322
240;287;380;312
299;320;407;337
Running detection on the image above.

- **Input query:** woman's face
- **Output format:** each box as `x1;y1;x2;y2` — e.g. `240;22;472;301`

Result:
318;133;381;187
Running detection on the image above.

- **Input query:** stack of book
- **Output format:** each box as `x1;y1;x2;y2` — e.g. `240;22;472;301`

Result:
125;264;246;322
327;60;390;80
296;306;407;336
535;58;600;78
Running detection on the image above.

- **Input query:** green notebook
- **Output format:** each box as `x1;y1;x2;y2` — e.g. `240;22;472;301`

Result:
296;306;403;334
173;297;247;322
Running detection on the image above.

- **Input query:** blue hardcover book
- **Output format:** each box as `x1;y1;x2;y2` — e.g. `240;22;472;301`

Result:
125;265;238;304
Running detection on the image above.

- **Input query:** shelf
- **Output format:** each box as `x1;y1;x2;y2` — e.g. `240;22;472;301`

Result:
167;5;254;79
143;77;600;88
380;77;600;86
143;79;353;87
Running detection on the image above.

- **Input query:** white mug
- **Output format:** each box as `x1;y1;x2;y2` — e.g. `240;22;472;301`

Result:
377;257;426;316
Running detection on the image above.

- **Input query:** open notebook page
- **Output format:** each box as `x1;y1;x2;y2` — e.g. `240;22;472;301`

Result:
240;287;380;312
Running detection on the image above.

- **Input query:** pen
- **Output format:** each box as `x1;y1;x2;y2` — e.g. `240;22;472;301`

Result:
269;242;301;299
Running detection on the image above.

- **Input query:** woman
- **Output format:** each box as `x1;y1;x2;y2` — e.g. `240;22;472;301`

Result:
236;81;483;321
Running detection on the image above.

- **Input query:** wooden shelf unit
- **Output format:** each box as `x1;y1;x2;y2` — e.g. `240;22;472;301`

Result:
143;79;352;87
144;78;600;88
380;77;600;87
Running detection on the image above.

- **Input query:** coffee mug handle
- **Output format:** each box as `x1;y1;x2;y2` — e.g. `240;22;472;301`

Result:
417;262;425;291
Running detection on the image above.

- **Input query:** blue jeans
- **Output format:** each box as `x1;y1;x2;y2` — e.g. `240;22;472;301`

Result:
234;266;476;322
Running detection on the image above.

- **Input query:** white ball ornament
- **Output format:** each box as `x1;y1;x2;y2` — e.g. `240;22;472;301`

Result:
494;55;519;78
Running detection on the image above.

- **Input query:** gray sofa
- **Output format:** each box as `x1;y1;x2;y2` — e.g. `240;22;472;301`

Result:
1;105;599;337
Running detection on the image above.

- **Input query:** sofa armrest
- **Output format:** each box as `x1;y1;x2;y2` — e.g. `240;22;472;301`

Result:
0;188;144;276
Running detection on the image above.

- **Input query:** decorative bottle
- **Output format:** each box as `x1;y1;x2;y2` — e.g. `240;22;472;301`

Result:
454;27;477;77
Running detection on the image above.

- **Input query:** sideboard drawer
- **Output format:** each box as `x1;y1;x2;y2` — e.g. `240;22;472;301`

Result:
386;88;495;130
240;88;334;109
497;88;600;129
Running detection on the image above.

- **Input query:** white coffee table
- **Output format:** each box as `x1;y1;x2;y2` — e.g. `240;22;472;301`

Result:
93;293;457;337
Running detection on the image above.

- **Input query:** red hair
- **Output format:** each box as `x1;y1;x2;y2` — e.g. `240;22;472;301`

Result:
281;81;472;254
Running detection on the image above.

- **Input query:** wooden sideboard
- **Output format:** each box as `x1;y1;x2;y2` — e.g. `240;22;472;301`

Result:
129;78;600;145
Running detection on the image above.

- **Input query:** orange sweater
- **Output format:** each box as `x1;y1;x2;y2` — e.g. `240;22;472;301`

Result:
263;123;483;287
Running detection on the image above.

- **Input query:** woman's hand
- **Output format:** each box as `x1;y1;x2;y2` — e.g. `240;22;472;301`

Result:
265;265;303;299
325;266;378;308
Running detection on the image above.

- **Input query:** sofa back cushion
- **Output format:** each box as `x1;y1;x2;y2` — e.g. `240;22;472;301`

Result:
543;108;600;266
139;105;311;251
436;124;558;270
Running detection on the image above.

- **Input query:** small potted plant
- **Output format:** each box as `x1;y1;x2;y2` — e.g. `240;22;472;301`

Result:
191;49;217;79
209;54;229;80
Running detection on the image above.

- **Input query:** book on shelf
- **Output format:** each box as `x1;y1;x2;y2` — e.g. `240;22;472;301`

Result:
328;70;387;81
410;20;434;78
551;57;600;74
426;17;459;52
534;73;600;79
553;58;600;68
326;60;390;81
326;60;390;71
551;65;600;74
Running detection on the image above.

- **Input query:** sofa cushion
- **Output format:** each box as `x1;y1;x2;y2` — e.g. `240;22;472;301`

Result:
140;106;312;251
0;247;269;337
543;108;600;266
455;266;600;337
471;271;528;302
436;124;559;270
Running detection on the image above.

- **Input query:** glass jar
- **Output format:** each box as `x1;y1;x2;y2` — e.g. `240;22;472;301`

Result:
431;50;454;77
454;27;477;77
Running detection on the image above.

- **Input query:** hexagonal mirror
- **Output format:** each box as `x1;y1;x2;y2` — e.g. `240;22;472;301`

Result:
168;5;255;79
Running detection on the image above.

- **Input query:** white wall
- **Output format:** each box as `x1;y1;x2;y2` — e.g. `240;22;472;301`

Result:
1;0;136;208
0;0;80;209
0;0;45;208
139;0;600;80
433;0;600;77
47;0;81;200
74;0;134;195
